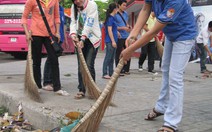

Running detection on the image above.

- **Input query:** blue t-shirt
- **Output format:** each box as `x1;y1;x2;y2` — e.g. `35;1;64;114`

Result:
59;5;65;43
105;16;118;43
145;0;197;41
114;11;129;39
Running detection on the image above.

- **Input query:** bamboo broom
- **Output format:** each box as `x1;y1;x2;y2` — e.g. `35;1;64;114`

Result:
24;39;42;103
77;47;102;99
71;58;124;132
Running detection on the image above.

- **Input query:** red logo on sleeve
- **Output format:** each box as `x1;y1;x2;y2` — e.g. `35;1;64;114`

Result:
167;8;175;18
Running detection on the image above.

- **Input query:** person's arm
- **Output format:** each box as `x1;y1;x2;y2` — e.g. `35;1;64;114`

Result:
108;26;117;48
81;1;99;41
54;1;60;42
21;0;33;44
63;25;69;49
143;24;149;32
117;26;131;32
69;5;78;46
125;2;151;47
203;32;212;56
121;21;166;61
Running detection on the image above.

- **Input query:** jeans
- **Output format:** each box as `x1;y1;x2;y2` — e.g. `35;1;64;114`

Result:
155;38;194;130
77;39;98;94
102;43;116;76
43;41;62;87
115;38;131;73
138;41;156;71
197;43;207;71
31;36;61;91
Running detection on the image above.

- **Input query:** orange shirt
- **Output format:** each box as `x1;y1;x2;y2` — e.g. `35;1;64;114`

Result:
21;0;60;37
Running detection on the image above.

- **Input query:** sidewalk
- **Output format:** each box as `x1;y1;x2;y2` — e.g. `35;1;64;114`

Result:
0;52;212;132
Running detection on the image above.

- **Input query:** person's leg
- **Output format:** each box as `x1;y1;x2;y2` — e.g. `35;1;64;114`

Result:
115;39;124;67
31;36;43;89
43;41;62;87
77;39;98;94
123;39;131;73
43;37;61;92
84;39;98;81
139;44;148;69
197;43;207;72
102;43;113;77
43;57;52;86
148;41;156;72
164;39;194;130
108;45;116;76
138;47;143;68
76;49;84;93
155;38;172;114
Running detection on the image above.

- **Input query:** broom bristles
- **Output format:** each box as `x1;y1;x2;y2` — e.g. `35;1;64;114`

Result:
71;58;124;132
78;48;102;99
24;41;42;103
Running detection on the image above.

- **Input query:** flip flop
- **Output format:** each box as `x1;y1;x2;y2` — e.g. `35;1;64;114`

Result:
102;75;111;79
145;108;164;120
42;85;53;91
74;92;85;99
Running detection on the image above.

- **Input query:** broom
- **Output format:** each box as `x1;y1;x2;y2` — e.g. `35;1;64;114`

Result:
155;37;164;58
24;38;42;103
77;47;102;99
71;58;124;132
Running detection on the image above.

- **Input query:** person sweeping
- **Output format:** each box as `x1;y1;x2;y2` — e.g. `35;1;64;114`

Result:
121;0;197;131
22;0;69;96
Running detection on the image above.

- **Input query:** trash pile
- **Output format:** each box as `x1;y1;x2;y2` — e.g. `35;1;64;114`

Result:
0;103;33;131
0;104;83;132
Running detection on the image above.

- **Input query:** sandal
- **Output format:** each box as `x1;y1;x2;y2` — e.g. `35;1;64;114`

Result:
157;126;176;132
145;108;164;120
102;75;111;79
74;92;85;99
42;84;53;91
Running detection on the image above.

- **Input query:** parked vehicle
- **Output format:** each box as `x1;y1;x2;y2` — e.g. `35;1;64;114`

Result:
0;0;75;59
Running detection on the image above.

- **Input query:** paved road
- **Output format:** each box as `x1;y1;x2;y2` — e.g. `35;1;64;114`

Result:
0;52;212;132
0;52;18;63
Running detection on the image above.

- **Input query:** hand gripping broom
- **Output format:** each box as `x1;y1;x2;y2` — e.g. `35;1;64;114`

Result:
71;58;124;132
24;38;43;103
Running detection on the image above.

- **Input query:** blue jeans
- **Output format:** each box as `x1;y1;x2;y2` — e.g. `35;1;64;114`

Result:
77;39;98;94
102;43;116;76
197;43;207;71
155;38;194;130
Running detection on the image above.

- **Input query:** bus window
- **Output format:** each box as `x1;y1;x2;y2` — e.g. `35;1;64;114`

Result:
0;1;28;59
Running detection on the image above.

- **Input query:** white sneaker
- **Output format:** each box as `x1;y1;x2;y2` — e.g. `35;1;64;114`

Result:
148;71;158;75
138;66;143;72
138;68;144;72
55;90;70;96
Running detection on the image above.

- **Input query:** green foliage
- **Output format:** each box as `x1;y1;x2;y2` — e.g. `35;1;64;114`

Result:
60;0;115;22
61;0;72;8
96;1;108;22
